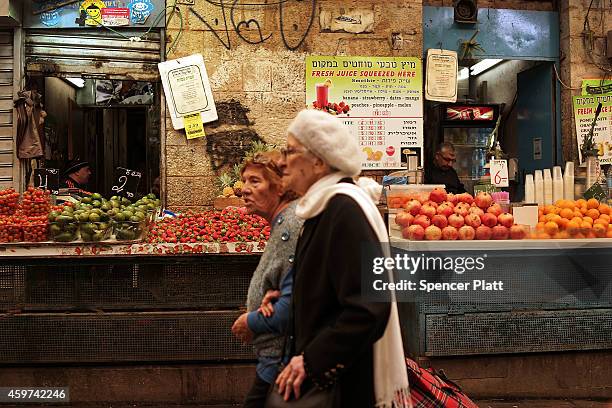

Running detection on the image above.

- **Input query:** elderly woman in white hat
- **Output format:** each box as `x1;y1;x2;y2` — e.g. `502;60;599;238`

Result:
271;110;409;408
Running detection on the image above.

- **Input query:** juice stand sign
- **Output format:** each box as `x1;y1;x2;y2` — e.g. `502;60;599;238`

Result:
305;56;423;170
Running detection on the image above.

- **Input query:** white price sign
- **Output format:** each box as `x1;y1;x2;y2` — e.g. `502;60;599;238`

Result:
490;159;509;187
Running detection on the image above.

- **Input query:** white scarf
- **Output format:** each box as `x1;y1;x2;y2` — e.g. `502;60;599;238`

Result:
296;172;411;408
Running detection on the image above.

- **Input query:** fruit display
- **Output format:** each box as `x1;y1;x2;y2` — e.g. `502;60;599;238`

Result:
23;216;49;242
531;198;612;239
22;187;51;216
0;188;20;215
148;207;270;244
394;189;528;241
0;216;22;243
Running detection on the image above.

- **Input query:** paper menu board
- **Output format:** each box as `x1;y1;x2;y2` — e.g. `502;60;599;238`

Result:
305;56;423;170
425;49;458;103
158;54;218;130
573;94;612;165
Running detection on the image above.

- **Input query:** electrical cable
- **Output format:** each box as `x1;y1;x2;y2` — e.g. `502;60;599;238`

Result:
553;64;582;90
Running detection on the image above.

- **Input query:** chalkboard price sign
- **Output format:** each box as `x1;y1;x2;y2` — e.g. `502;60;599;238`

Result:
33;168;60;195
112;167;142;199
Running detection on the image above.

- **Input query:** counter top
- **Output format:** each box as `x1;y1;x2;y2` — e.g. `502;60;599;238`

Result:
390;237;612;251
0;241;266;258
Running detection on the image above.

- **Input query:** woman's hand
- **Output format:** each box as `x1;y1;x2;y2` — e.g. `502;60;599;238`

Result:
231;312;253;344
276;355;306;401
258;289;281;317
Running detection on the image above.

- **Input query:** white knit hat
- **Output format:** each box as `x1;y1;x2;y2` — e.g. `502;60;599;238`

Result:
287;109;361;177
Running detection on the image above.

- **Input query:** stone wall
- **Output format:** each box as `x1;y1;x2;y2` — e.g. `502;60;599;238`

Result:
423;0;554;11
559;0;612;162
164;0;423;210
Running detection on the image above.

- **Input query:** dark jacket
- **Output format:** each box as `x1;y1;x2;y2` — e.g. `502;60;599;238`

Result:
424;165;466;194
290;193;390;407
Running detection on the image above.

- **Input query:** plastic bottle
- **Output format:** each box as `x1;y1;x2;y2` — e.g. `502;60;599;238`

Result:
534;170;544;206
543;169;553;205
524;174;535;203
564;161;574;201
552;166;563;203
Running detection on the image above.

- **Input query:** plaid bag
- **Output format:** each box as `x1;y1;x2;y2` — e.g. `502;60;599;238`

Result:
406;358;479;408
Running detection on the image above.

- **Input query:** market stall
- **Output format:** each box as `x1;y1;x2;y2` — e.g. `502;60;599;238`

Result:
386;186;612;358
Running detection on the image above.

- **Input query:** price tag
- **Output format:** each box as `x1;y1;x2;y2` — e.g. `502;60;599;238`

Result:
33;168;60;195
184;112;206;140
583;182;607;201
490;159;509;187
111;167;142;199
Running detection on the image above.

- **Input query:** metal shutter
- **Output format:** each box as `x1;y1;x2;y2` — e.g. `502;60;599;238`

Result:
0;30;13;189
24;29;162;81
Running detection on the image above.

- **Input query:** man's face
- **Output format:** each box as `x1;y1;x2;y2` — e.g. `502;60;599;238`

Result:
435;148;456;170
72;166;92;185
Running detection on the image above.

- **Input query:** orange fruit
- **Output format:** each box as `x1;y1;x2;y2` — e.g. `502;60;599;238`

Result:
544;221;559;235
559;208;574;219
566;221;580;236
576;199;587;207
586;231;597;239
536;221;546;231
594;219;609;228
579;207;588;215
599;203;610;215
607;229;612;238
538;209;544;218
586;209;600;219
583;216;594;224
539;215;547;223
536;232;551;239
544;213;559;223
599;214;611;223
575;232;586;239
543;205;555;215
557;217;569;229
592;223;607;238
574;210;583;218
554;231;570;239
571;216;583;224
587;198;600;209
580;221;592;233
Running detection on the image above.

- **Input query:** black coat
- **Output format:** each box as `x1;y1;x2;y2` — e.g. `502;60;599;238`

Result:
290;192;390;407
424;165;466;194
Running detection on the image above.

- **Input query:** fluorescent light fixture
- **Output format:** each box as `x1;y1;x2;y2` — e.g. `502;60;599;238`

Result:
457;67;470;81
470;59;503;76
66;78;85;88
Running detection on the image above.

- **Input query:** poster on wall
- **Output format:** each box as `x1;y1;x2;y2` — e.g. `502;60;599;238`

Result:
573;94;612;165
425;49;458;103
305;56;423;170
158;54;218;130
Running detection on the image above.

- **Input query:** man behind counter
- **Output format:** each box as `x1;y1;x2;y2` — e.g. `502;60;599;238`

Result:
61;159;92;191
424;142;466;194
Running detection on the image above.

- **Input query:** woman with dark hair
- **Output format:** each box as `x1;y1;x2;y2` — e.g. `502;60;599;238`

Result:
230;151;303;408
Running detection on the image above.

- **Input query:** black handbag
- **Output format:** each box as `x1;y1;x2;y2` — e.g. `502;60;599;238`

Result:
264;382;336;408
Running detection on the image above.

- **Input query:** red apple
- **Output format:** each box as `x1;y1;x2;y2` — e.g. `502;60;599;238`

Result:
468;206;484;217
497;213;514;228
441;226;459;240
510;224;527;240
422;200;439;209
403;224;425;240
429;187;448;204
480;213;498;228
432;214;448;229
413;215;431;229
454;202;470;217
475;225;492;240
448;213;465;228
458;225;476;240
420;205;437;219
457;193;474;204
447;193;458;205
395;211;414;228
475;192;493;209
404;199;421;216
491;225;509;240
437;203;454;218
386;146;395;156
465;213;482;228
487;203;503;217
425;225;442;241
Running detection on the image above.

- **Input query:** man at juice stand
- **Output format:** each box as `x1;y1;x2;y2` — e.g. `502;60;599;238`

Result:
425;142;466;194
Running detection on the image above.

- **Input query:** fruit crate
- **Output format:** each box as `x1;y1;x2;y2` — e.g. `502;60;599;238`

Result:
22;223;49;242
79;222;113;243
113;220;146;241
0;223;22;243
49;221;79;243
